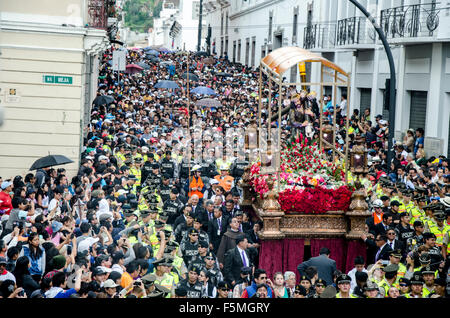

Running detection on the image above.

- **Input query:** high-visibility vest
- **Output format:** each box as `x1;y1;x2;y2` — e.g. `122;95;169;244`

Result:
214;175;234;192
154;273;174;298
410;207;423;224
422;285;434;298
397;263;407;278
188;176;204;198
335;292;359;298
429;223;450;248
372;212;383;225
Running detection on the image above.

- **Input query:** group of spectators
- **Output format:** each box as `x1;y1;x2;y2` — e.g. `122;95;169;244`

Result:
0;44;448;299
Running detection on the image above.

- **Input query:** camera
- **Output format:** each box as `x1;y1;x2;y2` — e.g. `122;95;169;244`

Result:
67;245;72;255
18;290;25;297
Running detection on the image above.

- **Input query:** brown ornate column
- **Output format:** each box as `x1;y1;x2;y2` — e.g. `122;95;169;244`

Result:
345;180;370;239
256;178;285;240
239;165;253;207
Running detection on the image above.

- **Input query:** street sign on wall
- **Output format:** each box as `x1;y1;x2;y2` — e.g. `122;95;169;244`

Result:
112;50;126;71
43;75;73;85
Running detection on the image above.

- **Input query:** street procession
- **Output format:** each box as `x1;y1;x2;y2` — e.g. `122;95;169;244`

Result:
0;0;449;300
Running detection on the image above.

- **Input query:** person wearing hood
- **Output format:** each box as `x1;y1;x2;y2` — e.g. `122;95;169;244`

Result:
216;217;243;268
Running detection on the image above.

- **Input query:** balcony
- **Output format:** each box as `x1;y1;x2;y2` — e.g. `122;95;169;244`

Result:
380;2;442;41
88;0;110;30
303;23;336;51
336;16;376;47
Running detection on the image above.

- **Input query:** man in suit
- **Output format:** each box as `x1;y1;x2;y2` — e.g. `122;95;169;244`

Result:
297;247;336;285
207;206;228;254
197;199;215;232
374;213;394;236
373;234;393;262
223;235;252;286
385;229;404;254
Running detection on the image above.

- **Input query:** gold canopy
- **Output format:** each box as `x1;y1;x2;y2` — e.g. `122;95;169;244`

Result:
261;46;348;77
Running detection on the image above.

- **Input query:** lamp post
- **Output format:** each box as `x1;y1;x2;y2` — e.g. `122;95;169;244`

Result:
197;0;203;52
348;0;396;174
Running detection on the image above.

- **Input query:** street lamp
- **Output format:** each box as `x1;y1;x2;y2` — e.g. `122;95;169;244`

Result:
348;0;396;174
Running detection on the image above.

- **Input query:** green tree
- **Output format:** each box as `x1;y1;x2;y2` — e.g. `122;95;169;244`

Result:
123;0;160;33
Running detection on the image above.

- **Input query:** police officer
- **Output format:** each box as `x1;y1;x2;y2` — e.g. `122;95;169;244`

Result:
335;274;359;298
179;157;196;183
160;150;176;179
428;210;450;256
364;281;382;298
230;152;249;183
388;249;407;278
422;232;444;269
406;220;425;254
405;273;424;298
178;265;203;298
163;188;184;226
395;212;415;247
152;258;176;298
159;174;172;203
377;263;399;297
180;228;200;266
141;153;155;186
203;251;223;287
190;240;209;270
144;163;162;190
421;265;436;298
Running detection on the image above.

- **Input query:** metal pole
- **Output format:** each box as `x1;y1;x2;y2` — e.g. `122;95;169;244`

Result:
348;0;396;174
197;0;204;52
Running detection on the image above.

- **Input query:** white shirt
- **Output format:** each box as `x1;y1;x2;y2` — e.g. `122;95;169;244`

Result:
237;246;249;267
347;267;368;292
48;198;61;215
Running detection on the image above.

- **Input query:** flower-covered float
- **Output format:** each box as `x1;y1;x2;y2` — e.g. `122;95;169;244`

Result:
249;134;353;214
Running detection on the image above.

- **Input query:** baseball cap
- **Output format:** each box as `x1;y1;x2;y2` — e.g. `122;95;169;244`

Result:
1;181;13;189
103;279;118;288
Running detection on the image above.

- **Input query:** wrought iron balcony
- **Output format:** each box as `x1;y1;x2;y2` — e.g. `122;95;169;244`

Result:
336;16;376;46
88;0;110;30
380;2;441;39
303;23;336;50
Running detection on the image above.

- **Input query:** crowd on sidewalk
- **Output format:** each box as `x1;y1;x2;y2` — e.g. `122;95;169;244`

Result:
0;45;448;298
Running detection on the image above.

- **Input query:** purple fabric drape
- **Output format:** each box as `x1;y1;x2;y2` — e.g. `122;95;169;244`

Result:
282;239;305;283
259;239;305;281
259;240;284;280
310;238;346;272
260;238;367;279
345;240;367;273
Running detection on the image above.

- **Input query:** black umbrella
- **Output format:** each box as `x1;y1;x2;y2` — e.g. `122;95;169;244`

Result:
194;51;209;57
216;72;233;77
30;155;74;171
181;72;199;81
136;62;150;70
93;95;114;107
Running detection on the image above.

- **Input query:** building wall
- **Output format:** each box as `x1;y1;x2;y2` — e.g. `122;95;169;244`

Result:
0;0;108;179
204;0;450;156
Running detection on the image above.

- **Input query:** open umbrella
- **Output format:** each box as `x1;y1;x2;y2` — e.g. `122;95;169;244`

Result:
145;55;160;63
216;72;233;77
175;51;189;56
158;47;170;53
196;98;222;108
154;80;180;89
145;49;160;56
190;86;216;96
202;57;215;65
195;51;209;57
160;60;175;66
136;62;150;70
181;72;199;82
93;95;114;107
30;155;74;171
125;64;144;74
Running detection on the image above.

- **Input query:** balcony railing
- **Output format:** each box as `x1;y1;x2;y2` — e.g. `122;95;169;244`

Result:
88;0;110;30
303;23;336;50
380;2;441;39
336;16;376;46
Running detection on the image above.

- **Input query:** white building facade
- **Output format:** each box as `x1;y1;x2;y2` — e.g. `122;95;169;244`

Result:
0;0;112;178
149;0;207;51
204;0;450;157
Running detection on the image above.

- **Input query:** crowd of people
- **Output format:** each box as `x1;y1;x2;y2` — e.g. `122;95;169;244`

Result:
0;45;448;299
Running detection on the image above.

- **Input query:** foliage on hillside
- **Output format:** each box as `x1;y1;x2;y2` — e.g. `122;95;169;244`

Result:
123;0;163;33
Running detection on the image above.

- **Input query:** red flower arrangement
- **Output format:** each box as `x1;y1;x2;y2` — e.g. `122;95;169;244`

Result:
278;186;353;214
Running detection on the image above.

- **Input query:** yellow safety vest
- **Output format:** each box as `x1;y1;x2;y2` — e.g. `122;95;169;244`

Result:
335;292;359;298
422;285;434;298
429;223;450;248
154;273;174;298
